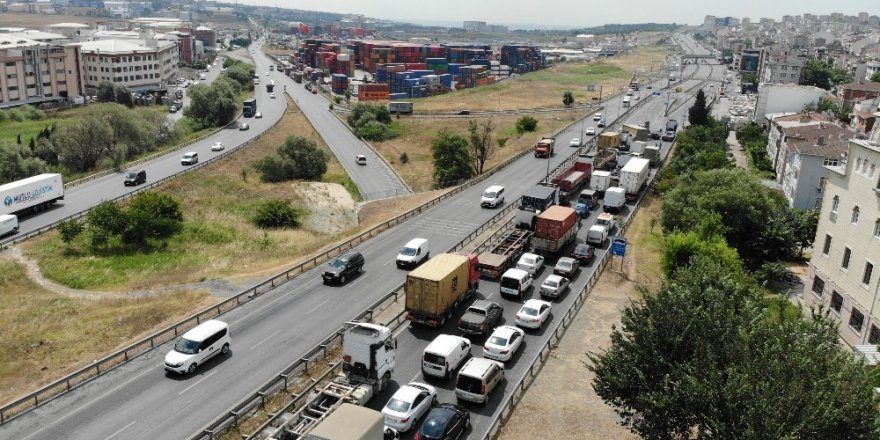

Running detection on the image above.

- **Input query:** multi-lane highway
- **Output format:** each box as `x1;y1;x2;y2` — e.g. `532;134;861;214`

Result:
0;38;721;440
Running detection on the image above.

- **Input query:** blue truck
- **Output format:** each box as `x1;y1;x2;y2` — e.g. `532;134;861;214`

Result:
243;97;257;117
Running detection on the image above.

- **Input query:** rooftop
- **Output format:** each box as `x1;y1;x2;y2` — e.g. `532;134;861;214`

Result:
74;39;175;54
783;123;855;158
0;34;47;49
840;82;880;93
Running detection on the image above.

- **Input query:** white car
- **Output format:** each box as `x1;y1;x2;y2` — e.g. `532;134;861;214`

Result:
585;127;596;136
593;113;602;121
356;154;367;165
381;382;437;432
540;274;570;299
569;137;581;147
483;325;525;362
255;111;262;118
515;253;544;276
211;141;224;151
515;299;552;330
270;93;276;99
265;71;269;76
481;185;505;208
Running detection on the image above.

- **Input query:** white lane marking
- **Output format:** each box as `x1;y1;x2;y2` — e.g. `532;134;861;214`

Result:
235;279;317;323
348;277;366;288
304;299;330;316
103;421;136;440
178;371;217;396
251;329;282;349
19;367;154;440
383;258;395;266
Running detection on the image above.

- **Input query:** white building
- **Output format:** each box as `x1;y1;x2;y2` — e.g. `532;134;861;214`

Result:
807;118;880;347
777;122;854;209
462;21;486;32
760;53;807;85
754;84;829;122
0;33;86;107
74;39;178;92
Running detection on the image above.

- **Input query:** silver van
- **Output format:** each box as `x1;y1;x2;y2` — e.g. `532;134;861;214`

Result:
165;320;230;374
455;357;504;404
0;215;19;237
422;334;471;380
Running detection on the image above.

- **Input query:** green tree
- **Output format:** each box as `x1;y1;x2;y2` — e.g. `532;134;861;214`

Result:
253;199;301;229
58;219;84;245
871;71;880;82
184;79;238;127
741;72;757;84
800;59;851;90
54;117;113;172
124;192;183;243
562;91;574;107
0;140;47;184
96;80;117;103
87;200;128;243
347;103;396;141
432;130;474;188
515;116;538;134
688;89;711;127
467;119;495;175
114;84;133;107
735;122;764;144
255;136;328;182
225;62;256;89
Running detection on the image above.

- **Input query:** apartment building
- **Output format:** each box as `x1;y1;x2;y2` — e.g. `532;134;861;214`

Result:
777;123;853;209
75;38;178;91
0;34;86;107
760;53;807;84
807;120;880;347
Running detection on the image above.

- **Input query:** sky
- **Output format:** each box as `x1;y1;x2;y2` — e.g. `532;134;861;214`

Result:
237;0;876;29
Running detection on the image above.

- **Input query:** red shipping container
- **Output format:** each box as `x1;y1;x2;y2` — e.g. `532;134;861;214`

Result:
534;206;577;241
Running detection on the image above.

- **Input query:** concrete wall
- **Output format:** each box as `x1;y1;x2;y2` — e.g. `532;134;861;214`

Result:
755;84;828;120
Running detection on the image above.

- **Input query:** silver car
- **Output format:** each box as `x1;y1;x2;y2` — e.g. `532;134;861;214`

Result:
540;274;569;299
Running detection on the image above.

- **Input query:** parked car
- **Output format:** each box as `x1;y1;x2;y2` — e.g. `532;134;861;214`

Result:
571;243;596;265
457;300;503;336
540;274;570;299
181;151;199;165
458;109;470;115
417;403;470;440
356;154;367;165
322;251;364;284
515;253;544;277
382;382;437;432
482;325;525;362
239;122;250;131
553;257;580;279
585;127;596;136
515;299;552;330
255;112;262;118
211;141;225;151
124;169;146;186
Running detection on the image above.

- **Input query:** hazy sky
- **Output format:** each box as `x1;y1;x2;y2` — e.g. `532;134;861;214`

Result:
237;0;875;28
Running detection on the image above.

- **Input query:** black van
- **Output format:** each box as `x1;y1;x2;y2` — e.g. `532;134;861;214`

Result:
124;169;147;186
322;251;364;285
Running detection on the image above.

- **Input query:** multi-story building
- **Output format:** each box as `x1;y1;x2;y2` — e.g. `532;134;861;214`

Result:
193;26;216;52
838;82;880;107
0;34;86;107
462;21;486;32
866;61;880;82
760;52;807;84
75;38;177;92
766;113;827;170
807;118;880;347
777;122;854;209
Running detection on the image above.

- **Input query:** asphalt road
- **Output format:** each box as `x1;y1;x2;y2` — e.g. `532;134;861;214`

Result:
0;44;719;440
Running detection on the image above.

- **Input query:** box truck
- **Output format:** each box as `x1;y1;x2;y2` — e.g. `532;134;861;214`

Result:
0;173;64;217
620;157;650;200
515;185;558;230
532;206;578;256
405;253;479;327
604;187;627;213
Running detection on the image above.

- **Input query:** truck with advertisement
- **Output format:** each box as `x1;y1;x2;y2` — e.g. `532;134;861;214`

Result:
532;206;578;256
0;173;64;218
550;158;592;205
405;253;480;327
477;229;532;280
515;185;558;230
243;97;257;117
620;157;650;201
534;136;555;158
260;323;398;440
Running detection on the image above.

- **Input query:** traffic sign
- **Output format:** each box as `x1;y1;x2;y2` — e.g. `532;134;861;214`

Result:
611;236;627;257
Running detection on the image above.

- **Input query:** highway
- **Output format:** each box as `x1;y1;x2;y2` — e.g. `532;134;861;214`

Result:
0;38;720;440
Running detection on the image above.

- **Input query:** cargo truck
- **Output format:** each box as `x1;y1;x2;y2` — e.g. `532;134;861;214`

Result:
592;132;619;171
0;173;64;218
477;229;532;280
405;253;479;327
590;170;612;195
603;187;627;213
534;136;555;158
620;157;650;201
387;101;413;115
292;71;303;83
586;224;609;246
243;97;257;117
515;185;558;230
550;158;592;205
621;124;649;143
644;145;661;167
266;83;275;93
260;323;397;440
532;206;578;256
662;119;678;141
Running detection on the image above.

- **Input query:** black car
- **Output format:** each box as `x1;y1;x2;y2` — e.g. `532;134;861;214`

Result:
457;300;503;336
571;243;595;265
322;251;364;284
553;257;580;279
124;169;146;186
417;403;470;440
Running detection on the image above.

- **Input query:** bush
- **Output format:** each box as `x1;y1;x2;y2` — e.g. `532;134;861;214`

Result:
399;152;409;164
348;103;397;141
515;116;538;134
255;136;328;182
58;219;84;244
253;200;301;229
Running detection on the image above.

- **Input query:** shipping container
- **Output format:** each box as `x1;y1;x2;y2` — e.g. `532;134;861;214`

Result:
534;206;578;241
405;253;479;327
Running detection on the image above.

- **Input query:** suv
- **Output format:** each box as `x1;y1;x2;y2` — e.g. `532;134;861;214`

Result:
322;251;364;284
124;169;146;186
457;300;503;336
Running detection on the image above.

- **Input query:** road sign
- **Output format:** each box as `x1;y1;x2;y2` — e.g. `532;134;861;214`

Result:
611;236;627;257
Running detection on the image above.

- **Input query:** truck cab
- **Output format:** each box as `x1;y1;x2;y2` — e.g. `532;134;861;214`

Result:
342;323;396;388
534;136;555;158
596;212;617;232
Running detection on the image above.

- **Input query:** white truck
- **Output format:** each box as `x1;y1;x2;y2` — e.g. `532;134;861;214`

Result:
586;224;609;246
0;173;64;217
261;323;397;440
619;157;650;201
603;187;626;213
589;170;612;195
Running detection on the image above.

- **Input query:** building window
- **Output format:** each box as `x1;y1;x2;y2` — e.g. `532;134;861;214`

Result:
863;262;874;286
874;219;880;238
822;234;832;255
830;195;839;221
811;276;825;296
842;247;852;269
849;308;865;332
830;291;844;312
824;158;839;166
851;206;860;224
869;325;880;345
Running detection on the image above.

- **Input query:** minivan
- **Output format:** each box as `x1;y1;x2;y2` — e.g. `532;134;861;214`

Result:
124;169;146;186
499;268;532;298
164;320;230;374
181;152;199;165
422;334;471;380
322;251;364;284
396;238;429;269
454;358;505;404
481;185;505;208
0;214;19;237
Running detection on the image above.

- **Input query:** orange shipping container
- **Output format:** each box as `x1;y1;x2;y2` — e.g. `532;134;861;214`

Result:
534;206;577;241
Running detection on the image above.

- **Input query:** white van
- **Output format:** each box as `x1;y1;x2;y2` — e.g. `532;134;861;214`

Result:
499;268;532;298
0;215;19;237
396;238;429;269
164;320;230;374
455;357;505;404
422;334;471;380
481;185;505;208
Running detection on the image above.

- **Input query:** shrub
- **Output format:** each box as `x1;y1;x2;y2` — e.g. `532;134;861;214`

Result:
253;200;301;229
58;219;84;244
515;116;538;134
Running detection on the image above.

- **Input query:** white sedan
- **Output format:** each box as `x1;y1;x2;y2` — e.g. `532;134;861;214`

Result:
255;112;262;118
515;299;552;330
515;253;544;276
270;93;276;99
585;127;596;136
381;382;437;432
483;325;525;362
569;138;581;147
211;141;225;151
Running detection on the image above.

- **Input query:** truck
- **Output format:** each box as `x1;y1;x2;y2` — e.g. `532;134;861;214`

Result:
534;136;555;158
550;158;592;205
515;185;558;230
292;71;303;83
603;187;626;213
477;229;532;280
260;323;397;440
199;72;206;81
592;132;619;171
405;253;479;327
596;212;617;233
622;96;631;108
0;173;64;218
243;97;257;117
621;124;649;143
644;145;661;167
532;206;578;256
662;119;679;141
590;170;612;195
387;101;413;115
266;83;275;93
620;157;650;201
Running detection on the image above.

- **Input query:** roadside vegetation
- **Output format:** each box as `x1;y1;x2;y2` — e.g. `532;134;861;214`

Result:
735;121;775;178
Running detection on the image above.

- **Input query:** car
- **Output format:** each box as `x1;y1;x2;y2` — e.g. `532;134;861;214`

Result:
597;119;606;128
381;382;437;432
571;243;596;265
515;299;552;330
553;257;580;279
211;141;225;151
322;250;364;284
255;112;262;118
164;320;230;374
458;109;470;115
356;154;367;165
569;137;581;147
123;169;146;186
482;325;524;362
593;113;602;121
646;84;653;89
515;252;544;277
585;127;596;136
270;93;276;99
181;151;199;165
239;122;250;131
265;71;269;76
417;403;470;440
480;185;505;208
540;274;570;299
169;105;178;113
457;300;503;336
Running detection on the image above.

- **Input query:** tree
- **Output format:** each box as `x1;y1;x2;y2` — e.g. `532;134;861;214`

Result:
467;119;495;175
515;116;538;134
735;122;764;144
253;200;301;229
562;91;574;107
0;140;47;184
688;89;711;127
871;71;880;83
741;72;757;84
255;136;328;182
55;117;113;172
432;130;474;188
184;79;238;127
114;84;133;107
347;103;396;141
96;80;117;103
123;192;183;243
800;59;851;90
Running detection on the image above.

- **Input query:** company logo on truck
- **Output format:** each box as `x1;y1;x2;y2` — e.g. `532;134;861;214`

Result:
5;184;54;207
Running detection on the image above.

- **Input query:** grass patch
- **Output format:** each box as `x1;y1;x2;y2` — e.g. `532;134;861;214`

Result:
627;194;664;289
324;170;362;201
